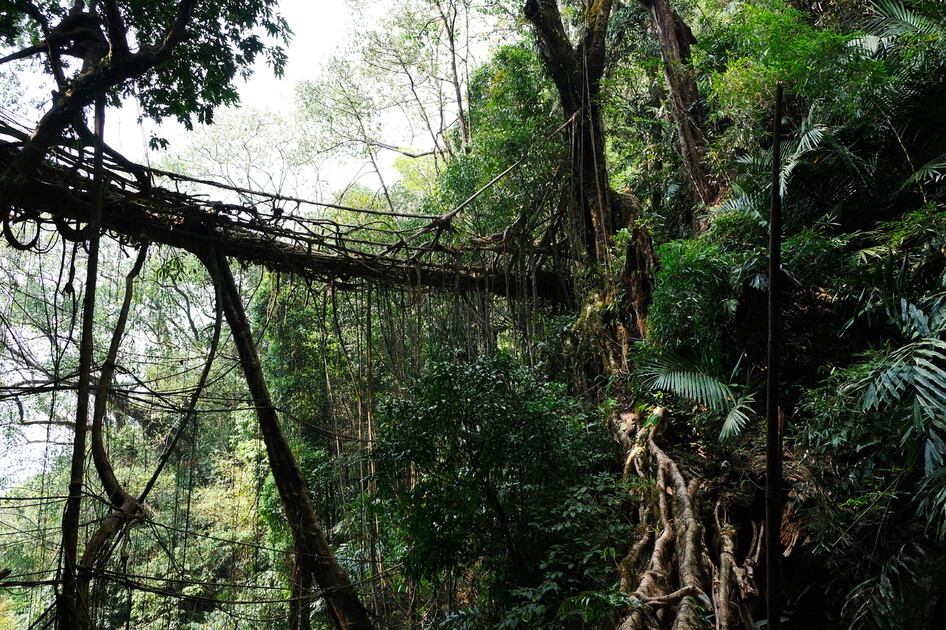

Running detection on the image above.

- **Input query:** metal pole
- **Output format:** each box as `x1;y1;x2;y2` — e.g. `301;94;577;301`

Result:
766;82;783;630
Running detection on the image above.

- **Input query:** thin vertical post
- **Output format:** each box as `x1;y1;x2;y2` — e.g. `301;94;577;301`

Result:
766;83;783;630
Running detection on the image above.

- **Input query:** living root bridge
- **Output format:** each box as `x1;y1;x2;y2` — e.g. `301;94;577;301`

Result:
0;138;569;302
616;407;760;630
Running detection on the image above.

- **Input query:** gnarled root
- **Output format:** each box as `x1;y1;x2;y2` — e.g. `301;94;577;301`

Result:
615;408;759;630
715;504;760;630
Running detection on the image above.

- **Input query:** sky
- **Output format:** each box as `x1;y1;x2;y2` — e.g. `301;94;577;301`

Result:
0;1;355;158
241;0;352;108
1;0;469;192
108;0;356;163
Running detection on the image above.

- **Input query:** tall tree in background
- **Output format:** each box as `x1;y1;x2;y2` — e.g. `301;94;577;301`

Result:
524;0;621;263
525;0;714;248
525;0;654;333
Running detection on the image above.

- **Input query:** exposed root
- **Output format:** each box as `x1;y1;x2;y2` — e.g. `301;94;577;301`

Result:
619;505;653;593
715;504;759;630
615;408;760;630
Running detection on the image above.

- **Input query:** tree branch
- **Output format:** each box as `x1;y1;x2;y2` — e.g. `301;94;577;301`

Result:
524;0;579;114
101;0;130;62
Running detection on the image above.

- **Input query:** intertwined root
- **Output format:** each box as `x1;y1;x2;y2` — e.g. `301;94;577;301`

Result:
615;408;760;630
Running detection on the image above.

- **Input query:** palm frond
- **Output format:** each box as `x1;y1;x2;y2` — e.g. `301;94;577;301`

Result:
850;33;891;55
720;187;765;219
851;296;946;472
918;465;946;541
898;153;946;195
641;352;757;440
871;0;946;41
794;118;826;155
815;134;873;189
720;393;756;441
780;118;831;194
858;340;946;408
735;114;835;200
735;151;771;178
640;354;734;412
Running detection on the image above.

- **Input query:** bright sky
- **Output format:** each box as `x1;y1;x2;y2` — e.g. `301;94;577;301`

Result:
108;0;356;162
241;0;351;108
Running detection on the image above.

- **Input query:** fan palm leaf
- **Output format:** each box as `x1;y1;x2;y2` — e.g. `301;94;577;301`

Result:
641;354;734;412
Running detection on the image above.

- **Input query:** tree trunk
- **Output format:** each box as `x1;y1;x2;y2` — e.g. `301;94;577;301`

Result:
199;245;374;630
0;1;194;193
525;0;615;264
57;210;98;630
526;0;656;330
290;555;314;630
643;0;717;206
434;0;471;153
57;97;107;630
76;244;149;630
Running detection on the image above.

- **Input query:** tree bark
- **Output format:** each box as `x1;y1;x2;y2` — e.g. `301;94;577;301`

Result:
290;555;314;630
642;0;716;206
199;245;374;630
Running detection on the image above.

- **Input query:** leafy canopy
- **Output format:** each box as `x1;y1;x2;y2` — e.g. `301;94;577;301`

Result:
0;0;291;127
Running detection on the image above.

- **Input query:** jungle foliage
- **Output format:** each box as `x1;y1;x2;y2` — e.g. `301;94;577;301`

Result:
2;0;946;629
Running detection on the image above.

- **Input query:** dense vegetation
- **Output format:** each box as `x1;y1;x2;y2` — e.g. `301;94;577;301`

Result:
1;0;945;628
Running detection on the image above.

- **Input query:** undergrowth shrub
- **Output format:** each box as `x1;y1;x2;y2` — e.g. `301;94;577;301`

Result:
648;240;734;354
375;352;632;627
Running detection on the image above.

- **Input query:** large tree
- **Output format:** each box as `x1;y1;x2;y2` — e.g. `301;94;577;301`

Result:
642;0;716;206
524;0;622;264
524;0;657;335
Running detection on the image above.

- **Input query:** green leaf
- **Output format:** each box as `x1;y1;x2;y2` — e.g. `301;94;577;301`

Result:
719;394;756;441
641;351;757;440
